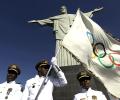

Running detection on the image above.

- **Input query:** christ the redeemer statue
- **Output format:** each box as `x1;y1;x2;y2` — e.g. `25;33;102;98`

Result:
28;5;103;67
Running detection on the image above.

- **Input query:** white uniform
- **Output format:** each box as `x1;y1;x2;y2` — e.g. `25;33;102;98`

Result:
0;81;23;100
73;88;107;100
22;71;67;100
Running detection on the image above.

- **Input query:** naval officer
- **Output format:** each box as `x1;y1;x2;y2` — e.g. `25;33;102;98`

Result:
22;57;67;100
0;64;23;100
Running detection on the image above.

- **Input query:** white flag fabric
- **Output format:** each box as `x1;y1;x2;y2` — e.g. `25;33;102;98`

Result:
62;9;120;98
62;9;93;66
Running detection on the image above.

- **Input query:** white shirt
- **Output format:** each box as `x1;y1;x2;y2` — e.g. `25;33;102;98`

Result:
22;71;67;100
0;81;23;100
73;88;107;100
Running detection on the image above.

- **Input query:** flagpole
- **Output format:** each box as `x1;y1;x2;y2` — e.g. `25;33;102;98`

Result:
35;45;62;100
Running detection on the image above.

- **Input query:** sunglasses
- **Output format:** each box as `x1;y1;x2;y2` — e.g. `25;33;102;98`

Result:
79;77;91;81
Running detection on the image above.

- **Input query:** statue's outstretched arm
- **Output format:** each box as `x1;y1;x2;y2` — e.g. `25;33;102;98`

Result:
84;7;103;18
28;18;53;26
93;7;104;13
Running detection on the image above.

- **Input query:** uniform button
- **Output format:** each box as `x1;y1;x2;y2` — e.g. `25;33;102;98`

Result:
32;85;35;88
5;96;8;99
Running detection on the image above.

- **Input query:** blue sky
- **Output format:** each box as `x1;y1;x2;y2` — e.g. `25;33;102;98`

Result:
0;0;120;85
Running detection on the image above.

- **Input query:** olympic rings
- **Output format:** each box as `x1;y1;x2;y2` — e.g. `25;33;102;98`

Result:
86;31;94;45
93;43;106;58
98;53;114;68
109;53;120;67
91;53;97;59
85;31;120;68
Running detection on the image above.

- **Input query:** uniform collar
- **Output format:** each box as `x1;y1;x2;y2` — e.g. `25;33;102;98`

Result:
87;88;92;92
5;81;16;84
86;88;95;96
81;87;92;93
34;75;46;83
35;75;45;80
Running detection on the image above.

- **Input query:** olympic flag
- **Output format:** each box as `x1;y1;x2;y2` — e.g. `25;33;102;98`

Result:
62;9;120;98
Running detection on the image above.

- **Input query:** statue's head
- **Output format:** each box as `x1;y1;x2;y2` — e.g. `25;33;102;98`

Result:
60;5;67;14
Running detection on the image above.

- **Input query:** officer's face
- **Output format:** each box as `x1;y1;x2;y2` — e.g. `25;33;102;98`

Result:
79;77;91;90
7;70;17;83
37;66;49;77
